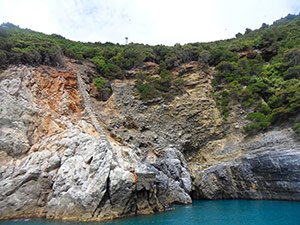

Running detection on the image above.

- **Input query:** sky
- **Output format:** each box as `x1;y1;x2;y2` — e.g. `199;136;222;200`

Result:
0;0;299;45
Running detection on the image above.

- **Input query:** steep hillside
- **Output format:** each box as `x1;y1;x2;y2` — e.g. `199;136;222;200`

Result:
0;14;299;221
1;14;299;134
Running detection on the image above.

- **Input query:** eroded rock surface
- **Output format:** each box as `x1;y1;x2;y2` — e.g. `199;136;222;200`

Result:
94;62;223;153
190;129;300;200
0;62;191;221
94;61;299;202
0;60;299;222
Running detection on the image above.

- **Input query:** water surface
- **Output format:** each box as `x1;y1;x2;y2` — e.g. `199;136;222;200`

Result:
1;200;300;225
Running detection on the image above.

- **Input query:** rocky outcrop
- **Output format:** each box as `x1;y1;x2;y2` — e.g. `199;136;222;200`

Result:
0;62;191;221
190;128;300;200
93;61;300;202
93;62;223;153
0;60;299;222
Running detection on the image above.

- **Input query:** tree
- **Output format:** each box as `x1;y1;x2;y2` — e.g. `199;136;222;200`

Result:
235;32;243;38
244;28;252;35
0;49;7;66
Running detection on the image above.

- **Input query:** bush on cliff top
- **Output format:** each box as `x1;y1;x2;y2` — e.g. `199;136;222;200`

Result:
0;14;300;133
211;15;300;134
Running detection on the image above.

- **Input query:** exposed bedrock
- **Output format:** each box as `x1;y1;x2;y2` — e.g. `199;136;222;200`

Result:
0;64;191;221
190;129;300;200
0;61;299;222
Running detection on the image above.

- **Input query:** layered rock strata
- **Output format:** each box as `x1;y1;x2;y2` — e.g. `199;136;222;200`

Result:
190;129;300;200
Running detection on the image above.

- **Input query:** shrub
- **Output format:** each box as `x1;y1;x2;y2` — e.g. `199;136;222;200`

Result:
214;91;230;119
92;56;123;79
283;48;300;67
284;65;300;79
94;77;106;90
121;45;147;69
293;123;300;136
44;45;64;66
64;45;84;59
91;56;106;71
255;101;272;115
136;82;159;100
235;32;243;38
173;78;185;88
0;49;7;66
93;77;112;101
135;69;177;100
198;50;211;64
243;112;273;134
244;28;252;35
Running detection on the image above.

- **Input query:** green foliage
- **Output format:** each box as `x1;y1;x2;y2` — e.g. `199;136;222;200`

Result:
91;56;123;79
0;49;7;66
91;56;106;71
284;65;300;79
64;45;84;59
293;123;300;136
211;14;300;134
93;76;112;101
135;69;181;101
243;103;273;134
173;78;185;89
235;32;243;38
157;69;172;90
283;48;300;67
1;14;300;133
198;50;211;64
217;91;230;119
0;23;64;66
94;77;106;89
135;70;171;100
136;82;159;100
120;44;153;69
243;113;272;134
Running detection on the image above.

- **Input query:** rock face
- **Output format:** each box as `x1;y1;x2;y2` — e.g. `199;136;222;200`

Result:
0;60;299;222
0;62;191;221
93;61;300;202
190;129;300;200
94;62;223;154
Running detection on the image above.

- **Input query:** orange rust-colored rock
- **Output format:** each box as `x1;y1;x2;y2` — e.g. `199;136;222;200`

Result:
32;66;82;115
26;65;84;148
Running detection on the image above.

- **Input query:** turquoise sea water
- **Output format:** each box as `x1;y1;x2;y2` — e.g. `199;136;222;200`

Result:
1;200;300;225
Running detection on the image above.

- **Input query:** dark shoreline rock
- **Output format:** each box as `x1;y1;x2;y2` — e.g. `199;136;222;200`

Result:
191;129;300;200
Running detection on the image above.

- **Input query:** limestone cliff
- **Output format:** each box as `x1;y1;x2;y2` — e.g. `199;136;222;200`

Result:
0;59;299;221
92;61;299;202
0;60;191;221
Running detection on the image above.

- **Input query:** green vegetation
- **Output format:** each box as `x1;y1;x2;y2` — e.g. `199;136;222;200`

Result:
214;91;230;120
93;76;112;101
293;123;300;136
1;14;300;134
210;14;300;134
135;70;171;101
135;68;186;101
0;23;64;67
94;76;106;90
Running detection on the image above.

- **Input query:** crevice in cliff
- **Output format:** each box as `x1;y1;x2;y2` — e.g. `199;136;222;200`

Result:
121;189;136;216
133;177;138;215
75;67;107;139
91;175;111;218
